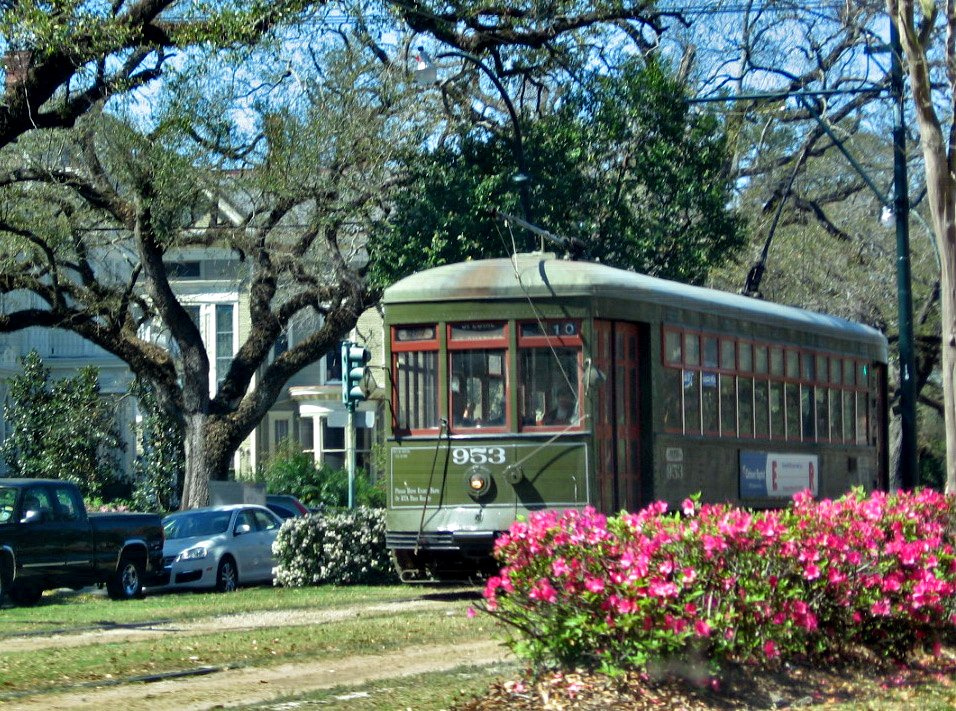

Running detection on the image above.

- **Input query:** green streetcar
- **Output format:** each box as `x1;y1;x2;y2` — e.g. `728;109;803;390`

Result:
382;253;889;582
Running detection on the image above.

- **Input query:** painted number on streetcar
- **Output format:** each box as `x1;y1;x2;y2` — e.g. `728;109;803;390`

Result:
452;447;506;465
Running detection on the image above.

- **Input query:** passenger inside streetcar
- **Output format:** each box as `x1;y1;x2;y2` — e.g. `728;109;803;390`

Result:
543;389;576;425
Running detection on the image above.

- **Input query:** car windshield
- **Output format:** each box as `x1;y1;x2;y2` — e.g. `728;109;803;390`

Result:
164;510;233;540
0;487;15;523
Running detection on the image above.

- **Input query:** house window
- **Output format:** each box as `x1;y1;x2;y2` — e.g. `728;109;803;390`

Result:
274;418;290;447
215;304;234;385
166;261;201;278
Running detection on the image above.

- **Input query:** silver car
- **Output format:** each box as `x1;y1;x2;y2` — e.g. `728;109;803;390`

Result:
161;505;283;592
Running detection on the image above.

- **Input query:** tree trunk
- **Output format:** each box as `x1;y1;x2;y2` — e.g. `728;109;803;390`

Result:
179;412;236;509
887;409;903;491
941;254;956;494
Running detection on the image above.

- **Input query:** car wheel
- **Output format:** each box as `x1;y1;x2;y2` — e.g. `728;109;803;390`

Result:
216;556;239;593
107;556;144;601
8;580;43;606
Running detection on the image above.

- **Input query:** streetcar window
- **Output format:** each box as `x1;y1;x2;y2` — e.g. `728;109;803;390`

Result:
802;353;815;381
662;367;682;431
816;354;828;384
785;349;799;379
393;350;439;432
396;326;436;341
392;325;439;433
769;381;784;438
770;347;784;377
844;358;855;386
683;371;700;434
843;389;855;442
450;322;506;341
815;387;829;441
856;391;868;445
519;348;580;428
703;337;718;369
801;385;815;440
720;339;736;370
738;377;754;437
754;380;769;438
785;383;800;440
755;345;768;374
738;342;753;372
684;333;700;367
702;371;718;434
664;330;682;365
448;322;508;431
450;351;506;429
831;389;844;442
720;374;736;435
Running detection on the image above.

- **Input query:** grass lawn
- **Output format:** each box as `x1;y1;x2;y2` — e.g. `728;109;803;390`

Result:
3;585;955;710
0;584;493;701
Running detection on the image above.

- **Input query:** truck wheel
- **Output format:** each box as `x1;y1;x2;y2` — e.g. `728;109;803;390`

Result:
215;556;238;593
8;581;42;606
107;556;144;601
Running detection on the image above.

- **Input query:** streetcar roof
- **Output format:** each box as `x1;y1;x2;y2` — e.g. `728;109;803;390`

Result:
383;253;887;354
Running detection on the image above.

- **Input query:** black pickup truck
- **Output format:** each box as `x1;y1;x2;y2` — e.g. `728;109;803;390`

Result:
0;478;165;606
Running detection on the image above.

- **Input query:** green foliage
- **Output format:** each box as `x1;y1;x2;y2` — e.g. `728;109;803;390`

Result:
130;378;184;513
273;508;398;586
0;351;125;499
368;58;745;288
259;438;385;508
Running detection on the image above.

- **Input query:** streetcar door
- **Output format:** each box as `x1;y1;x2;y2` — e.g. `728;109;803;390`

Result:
593;321;642;512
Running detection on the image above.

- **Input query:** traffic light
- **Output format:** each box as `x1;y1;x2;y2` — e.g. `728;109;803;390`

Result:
341;341;371;406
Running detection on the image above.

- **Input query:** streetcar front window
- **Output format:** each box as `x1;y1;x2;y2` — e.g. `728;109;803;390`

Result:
517;320;583;430
519;348;580;427
392;325;439;434
450;351;506;428
448;323;508;431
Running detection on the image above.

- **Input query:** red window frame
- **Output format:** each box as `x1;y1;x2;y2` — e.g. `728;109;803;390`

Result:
446;322;510;433
660;325;875;447
390;324;440;436
518;320;584;431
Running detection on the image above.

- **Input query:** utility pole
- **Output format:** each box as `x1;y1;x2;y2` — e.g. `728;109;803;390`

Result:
890;21;918;490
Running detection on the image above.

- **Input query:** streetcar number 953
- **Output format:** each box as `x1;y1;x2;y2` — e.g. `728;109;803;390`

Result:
452;447;506;465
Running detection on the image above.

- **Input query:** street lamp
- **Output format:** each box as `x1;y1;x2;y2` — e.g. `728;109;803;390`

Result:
414;47;533;225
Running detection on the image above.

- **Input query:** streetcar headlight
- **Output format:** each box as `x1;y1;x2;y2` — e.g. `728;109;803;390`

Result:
466;466;492;498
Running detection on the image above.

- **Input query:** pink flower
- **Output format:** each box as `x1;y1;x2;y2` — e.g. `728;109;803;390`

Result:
694;619;712;637
584;577;605;594
682;498;697;516
466;607;477;618
871;598;891;616
803;563;821;580
763;640;780;659
551;557;572;577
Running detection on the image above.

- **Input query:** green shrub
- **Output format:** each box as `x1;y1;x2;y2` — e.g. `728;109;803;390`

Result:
273;508;397;586
1;351;126;499
259;438;384;508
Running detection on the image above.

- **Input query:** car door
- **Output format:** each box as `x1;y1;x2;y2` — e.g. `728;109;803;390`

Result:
230;509;260;580
15;486;65;577
251;508;281;580
51;483;92;573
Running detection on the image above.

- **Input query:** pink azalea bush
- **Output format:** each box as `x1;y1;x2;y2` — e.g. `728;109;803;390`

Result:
482;489;956;673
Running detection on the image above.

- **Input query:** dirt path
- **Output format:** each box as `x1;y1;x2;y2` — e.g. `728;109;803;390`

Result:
3;599;457;653
5;639;511;710
2;596;513;709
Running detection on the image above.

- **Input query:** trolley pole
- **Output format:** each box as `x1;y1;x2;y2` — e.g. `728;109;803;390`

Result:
890;22;918;490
